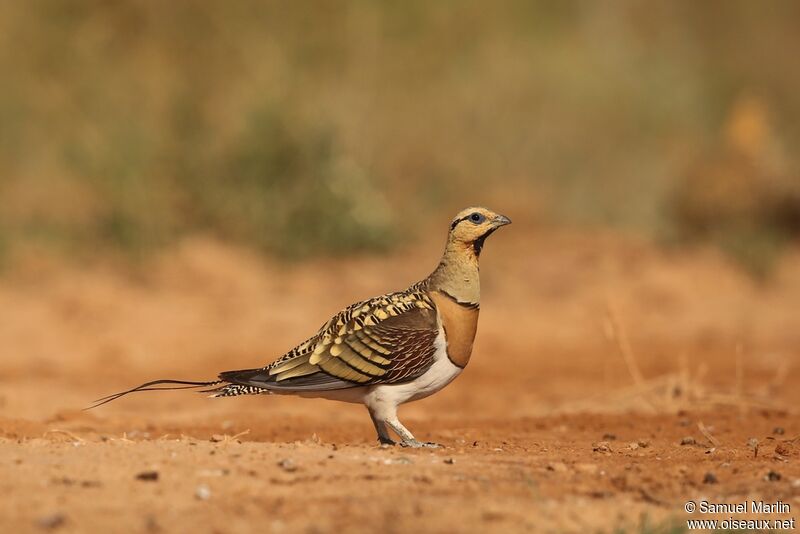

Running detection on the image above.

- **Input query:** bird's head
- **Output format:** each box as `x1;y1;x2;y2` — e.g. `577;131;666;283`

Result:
447;206;511;256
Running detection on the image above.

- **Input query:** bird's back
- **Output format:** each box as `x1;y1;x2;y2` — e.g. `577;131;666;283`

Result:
210;280;442;396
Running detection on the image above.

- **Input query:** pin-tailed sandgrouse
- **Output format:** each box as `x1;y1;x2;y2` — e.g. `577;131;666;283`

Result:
91;207;511;447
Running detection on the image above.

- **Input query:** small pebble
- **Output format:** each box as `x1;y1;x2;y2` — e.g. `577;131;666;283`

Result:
602;433;617;441
195;484;211;500
773;427;785;435
703;472;718;484
277;458;298;472
680;437;696;446
443;458;455;465
765;471;781;482
135;471;159;482
592;441;612;453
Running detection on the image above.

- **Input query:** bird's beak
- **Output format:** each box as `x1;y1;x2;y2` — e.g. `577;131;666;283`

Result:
493;214;512;227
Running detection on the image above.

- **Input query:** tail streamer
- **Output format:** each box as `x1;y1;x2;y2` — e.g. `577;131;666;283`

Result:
85;379;223;410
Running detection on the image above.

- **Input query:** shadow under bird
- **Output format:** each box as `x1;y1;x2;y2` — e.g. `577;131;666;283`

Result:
90;207;511;447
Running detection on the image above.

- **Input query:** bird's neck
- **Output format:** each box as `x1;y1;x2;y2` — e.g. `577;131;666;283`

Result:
427;239;480;305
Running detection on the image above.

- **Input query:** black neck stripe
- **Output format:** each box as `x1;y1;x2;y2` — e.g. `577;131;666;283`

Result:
438;290;480;309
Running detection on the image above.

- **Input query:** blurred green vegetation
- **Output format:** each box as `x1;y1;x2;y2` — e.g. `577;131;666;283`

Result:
0;0;798;268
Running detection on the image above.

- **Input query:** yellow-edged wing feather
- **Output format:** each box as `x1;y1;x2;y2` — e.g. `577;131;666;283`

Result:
259;286;439;389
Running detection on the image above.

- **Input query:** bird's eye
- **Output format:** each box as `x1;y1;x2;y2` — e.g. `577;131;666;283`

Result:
469;212;485;224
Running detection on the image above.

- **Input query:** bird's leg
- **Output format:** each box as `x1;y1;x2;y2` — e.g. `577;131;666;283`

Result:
385;417;441;449
367;407;396;446
366;397;441;448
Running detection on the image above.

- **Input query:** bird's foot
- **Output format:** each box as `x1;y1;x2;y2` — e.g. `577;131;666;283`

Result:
400;439;442;449
378;437;396;447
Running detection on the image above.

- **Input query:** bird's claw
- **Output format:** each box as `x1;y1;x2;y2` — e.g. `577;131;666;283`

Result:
400;440;442;449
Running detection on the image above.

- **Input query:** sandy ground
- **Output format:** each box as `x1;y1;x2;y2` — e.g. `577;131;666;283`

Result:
1;227;799;533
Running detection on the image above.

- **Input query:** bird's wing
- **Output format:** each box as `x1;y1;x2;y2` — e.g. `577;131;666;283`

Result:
218;288;440;392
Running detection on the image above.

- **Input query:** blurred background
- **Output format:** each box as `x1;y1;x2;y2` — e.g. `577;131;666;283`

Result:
1;0;799;274
2;0;800;410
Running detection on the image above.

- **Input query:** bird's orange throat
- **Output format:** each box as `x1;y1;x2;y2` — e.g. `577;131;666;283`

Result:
429;290;479;369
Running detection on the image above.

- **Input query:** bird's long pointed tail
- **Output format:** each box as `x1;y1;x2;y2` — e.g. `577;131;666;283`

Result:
84;378;224;410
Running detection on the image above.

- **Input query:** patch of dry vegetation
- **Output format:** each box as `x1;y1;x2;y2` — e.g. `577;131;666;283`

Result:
1;1;799;270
